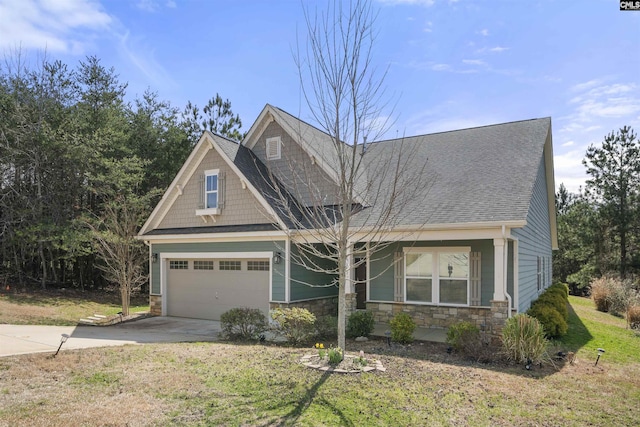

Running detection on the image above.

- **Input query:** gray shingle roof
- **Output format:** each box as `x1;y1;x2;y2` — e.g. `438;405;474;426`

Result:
351;117;551;227
207;113;552;230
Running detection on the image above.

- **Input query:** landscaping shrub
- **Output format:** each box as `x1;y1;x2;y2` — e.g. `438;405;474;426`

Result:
327;346;344;365
390;312;416;344
527;303;568;338
446;321;480;351
270;307;316;345
346;310;375;338
549;282;569;299
533;292;568;321
501;314;549;365
590;276;637;316
446;321;493;361
628;306;640;330
314;315;338;340
220;307;268;341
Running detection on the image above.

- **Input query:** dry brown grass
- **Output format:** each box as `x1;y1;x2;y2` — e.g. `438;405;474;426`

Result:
0;340;638;427
0;289;148;325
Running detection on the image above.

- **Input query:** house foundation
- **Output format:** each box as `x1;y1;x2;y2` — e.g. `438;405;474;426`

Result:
367;301;514;340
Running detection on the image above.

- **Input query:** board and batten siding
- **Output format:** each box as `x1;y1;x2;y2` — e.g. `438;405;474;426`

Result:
158;148;271;229
512;156;553;312
150;241;286;301
289;244;339;301
368;240;496;306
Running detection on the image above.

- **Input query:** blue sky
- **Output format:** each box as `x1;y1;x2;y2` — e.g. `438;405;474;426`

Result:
1;0;638;193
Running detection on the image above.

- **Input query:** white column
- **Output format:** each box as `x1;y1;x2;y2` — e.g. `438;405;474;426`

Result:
493;238;506;301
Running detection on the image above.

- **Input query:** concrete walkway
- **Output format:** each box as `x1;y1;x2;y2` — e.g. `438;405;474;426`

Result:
371;322;447;343
0;317;221;357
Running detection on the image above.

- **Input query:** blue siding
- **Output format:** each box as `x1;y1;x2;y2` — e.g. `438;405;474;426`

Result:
369;240;496;306
289;244;339;301
150;241;286;301
512;156;553;312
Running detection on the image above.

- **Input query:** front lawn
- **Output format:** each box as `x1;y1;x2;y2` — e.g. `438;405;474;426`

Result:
0;296;638;426
0;289;149;326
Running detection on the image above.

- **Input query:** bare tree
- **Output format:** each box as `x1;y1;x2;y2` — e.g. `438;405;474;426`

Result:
264;0;431;350
89;193;148;316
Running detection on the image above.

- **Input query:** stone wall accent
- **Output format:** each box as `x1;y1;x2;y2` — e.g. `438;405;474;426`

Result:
149;295;162;316
270;297;338;318
490;300;510;339
367;302;495;331
344;293;357;316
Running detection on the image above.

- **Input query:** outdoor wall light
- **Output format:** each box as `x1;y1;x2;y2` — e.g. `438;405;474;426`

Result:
152;253;158;263
273;252;282;264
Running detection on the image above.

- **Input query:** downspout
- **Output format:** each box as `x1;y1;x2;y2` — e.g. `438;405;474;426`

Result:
502;225;513;318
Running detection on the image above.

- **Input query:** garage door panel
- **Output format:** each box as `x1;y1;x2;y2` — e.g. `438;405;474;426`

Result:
166;258;269;320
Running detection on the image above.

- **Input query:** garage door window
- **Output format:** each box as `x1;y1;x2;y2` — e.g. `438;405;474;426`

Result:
220;260;241;271
248;260;269;271
194;260;214;270
169;260;189;270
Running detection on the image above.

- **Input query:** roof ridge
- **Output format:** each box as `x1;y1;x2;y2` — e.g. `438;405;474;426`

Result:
371;117;551;144
269;105;333;139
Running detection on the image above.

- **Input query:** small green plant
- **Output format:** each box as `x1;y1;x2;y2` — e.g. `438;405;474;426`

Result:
220;307;268;340
270;307;316;345
315;342;326;359
533;292;568;321
446;321;480;350
501;314;549;365
390;312;416;344
346;310;375;338
327;347;344;365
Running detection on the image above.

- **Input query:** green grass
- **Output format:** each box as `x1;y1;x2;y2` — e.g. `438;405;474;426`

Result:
0;290;149;325
558;296;640;364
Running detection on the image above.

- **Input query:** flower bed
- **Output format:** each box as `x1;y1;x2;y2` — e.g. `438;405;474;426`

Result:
300;345;386;373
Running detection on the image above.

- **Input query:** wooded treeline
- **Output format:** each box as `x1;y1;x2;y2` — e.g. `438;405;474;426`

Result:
554;126;640;294
0;54;243;291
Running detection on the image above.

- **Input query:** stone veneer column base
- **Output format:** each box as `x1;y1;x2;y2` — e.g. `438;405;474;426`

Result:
489;300;510;341
149;295;162;316
270;297;338;318
344;293;358;316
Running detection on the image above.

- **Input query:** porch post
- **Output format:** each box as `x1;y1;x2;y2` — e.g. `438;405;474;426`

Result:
493;238;506;301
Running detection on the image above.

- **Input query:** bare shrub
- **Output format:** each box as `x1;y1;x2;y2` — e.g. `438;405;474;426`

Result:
628;306;640;330
591;276;613;312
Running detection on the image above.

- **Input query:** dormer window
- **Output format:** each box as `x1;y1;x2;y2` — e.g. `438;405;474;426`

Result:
196;169;221;219
266;137;281;160
205;170;219;209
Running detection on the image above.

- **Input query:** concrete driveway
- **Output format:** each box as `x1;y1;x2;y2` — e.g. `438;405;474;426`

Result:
0;317;221;357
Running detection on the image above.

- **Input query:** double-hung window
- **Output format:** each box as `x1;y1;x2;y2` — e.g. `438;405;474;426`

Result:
196;169;221;217
404;247;470;306
205;170;219;209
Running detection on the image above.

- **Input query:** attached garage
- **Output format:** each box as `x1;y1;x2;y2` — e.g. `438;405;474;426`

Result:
164;256;271;320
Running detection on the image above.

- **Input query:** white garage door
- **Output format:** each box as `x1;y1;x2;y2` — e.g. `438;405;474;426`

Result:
166;258;270;320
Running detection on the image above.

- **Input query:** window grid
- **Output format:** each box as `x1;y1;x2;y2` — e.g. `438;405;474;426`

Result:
194;260;214;270
219;260;241;271
404;249;470;306
205;172;218;209
169;260;188;270
247;260;270;271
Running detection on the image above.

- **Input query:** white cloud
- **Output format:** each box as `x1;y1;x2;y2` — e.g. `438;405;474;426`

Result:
489;46;508;53
561;140;575;147
462;59;486;66
478;29;489;36
0;0;112;54
553;149;588;193
423;21;433;32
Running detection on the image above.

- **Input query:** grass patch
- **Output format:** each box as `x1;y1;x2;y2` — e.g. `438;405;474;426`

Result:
0;289;148;326
558;296;640;364
0;339;638;425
